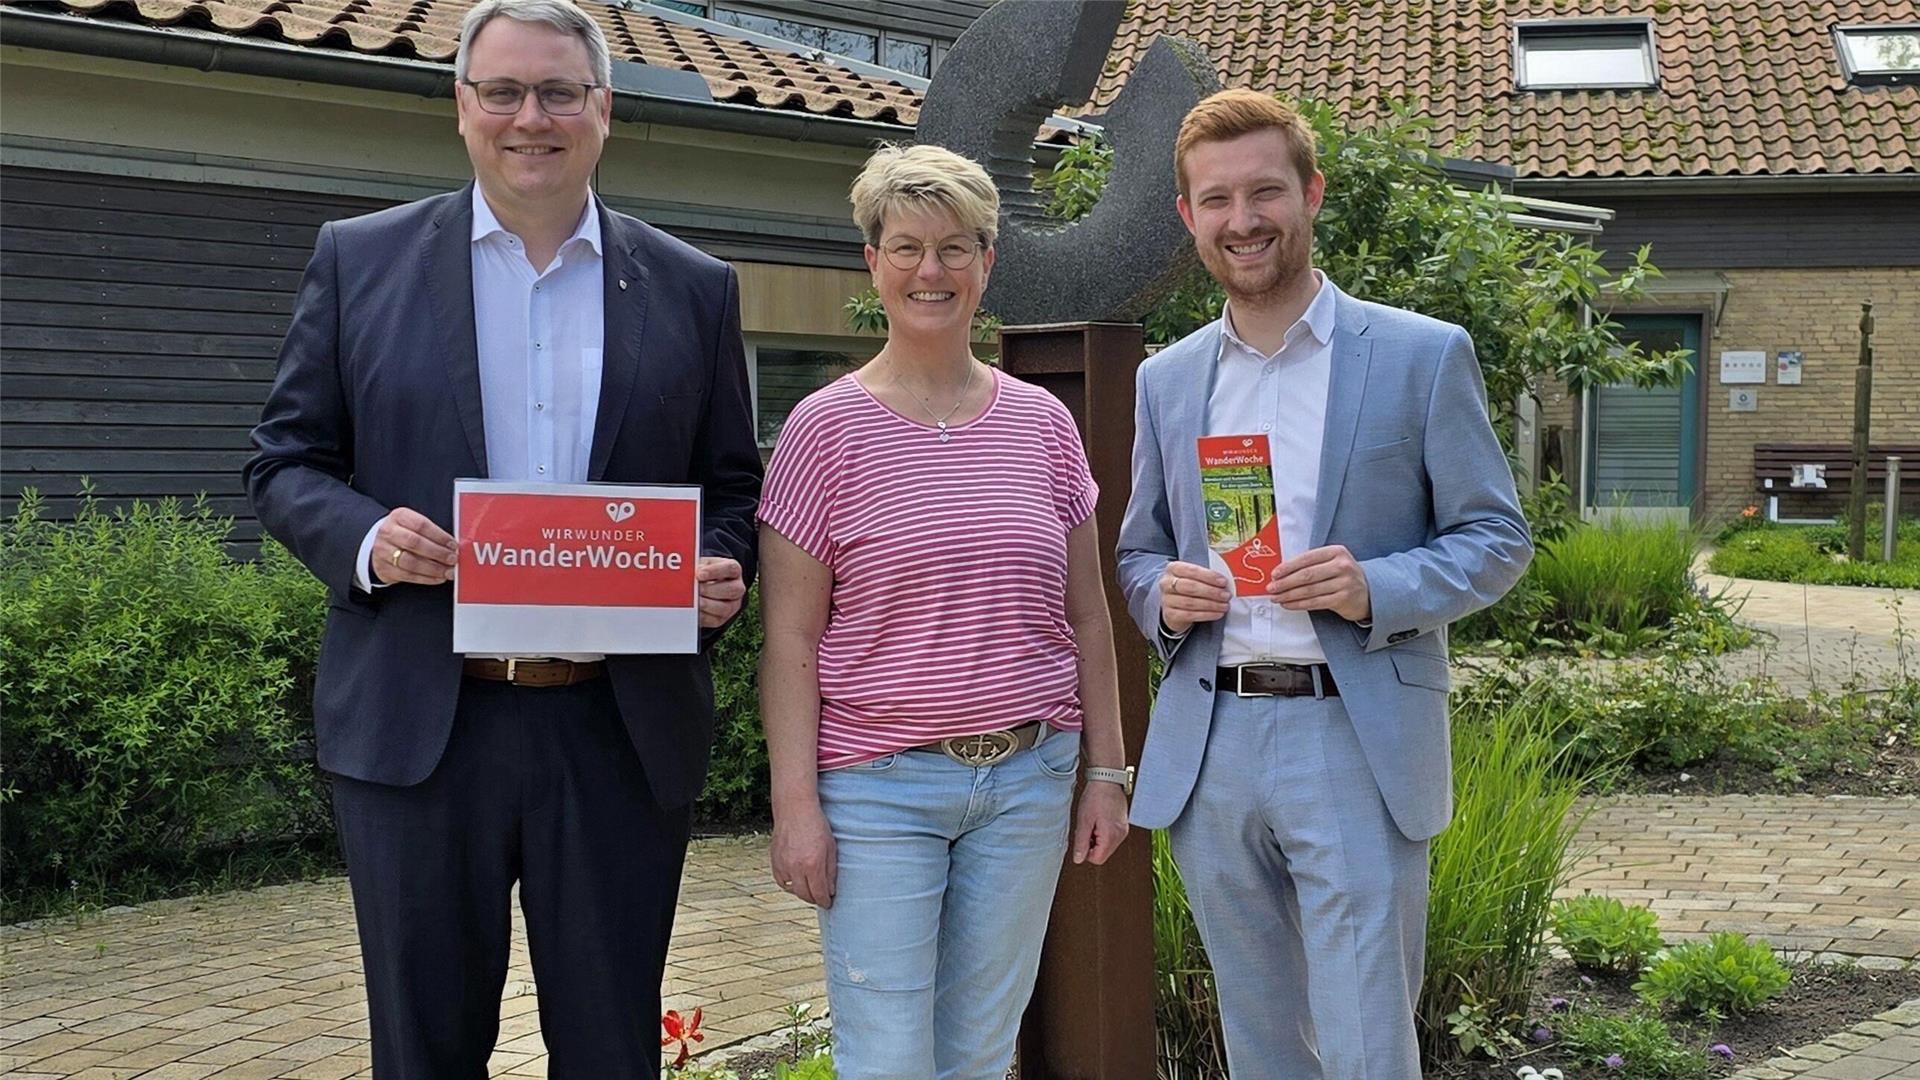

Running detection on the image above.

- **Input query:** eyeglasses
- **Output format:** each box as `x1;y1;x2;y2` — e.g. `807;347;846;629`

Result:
462;79;601;116
879;236;983;272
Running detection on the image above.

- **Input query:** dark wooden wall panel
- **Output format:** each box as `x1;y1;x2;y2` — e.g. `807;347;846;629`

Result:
0;167;391;549
1544;191;1920;270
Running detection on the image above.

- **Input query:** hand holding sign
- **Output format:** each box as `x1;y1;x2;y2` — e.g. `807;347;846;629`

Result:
1267;544;1371;622
372;507;458;586
696;557;746;628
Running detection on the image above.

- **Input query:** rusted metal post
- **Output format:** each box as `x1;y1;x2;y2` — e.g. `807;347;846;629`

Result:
1001;322;1157;1080
1848;301;1875;560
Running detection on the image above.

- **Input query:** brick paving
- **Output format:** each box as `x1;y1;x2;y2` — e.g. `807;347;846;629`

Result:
1695;566;1917;696
1;836;820;1078
4;574;1915;1077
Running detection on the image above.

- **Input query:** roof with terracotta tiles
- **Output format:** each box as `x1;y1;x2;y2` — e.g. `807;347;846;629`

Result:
1097;0;1918;179
0;0;930;126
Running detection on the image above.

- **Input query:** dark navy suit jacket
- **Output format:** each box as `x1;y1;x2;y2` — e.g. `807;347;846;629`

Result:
245;184;762;808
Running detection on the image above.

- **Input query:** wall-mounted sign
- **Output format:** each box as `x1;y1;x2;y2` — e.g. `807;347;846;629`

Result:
1720;350;1767;384
1777;351;1804;385
1729;387;1759;412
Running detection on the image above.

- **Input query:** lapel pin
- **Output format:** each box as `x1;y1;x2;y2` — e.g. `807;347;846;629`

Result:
618;279;628;291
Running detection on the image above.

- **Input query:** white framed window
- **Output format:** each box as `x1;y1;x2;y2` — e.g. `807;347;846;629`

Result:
1835;25;1920;85
747;336;878;447
1515;19;1658;90
709;5;944;77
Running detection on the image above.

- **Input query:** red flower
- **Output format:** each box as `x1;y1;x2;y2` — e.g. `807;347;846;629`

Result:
661;1007;705;1068
1742;505;1759;518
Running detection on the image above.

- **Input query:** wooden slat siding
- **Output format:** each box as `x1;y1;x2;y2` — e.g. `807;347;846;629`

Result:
0;167;391;554
1571;192;1920;271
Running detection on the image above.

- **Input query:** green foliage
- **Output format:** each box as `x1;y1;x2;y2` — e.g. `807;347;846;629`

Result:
1551;895;1665;972
1037;96;1691;440
700;584;770;827
771;1054;834;1080
1457;513;1747;658
1635;932;1791;1015
1709;515;1920;588
0;491;332;918
1037;134;1112;223
1152;830;1229;1076
1554;1006;1709;1079
841;286;1004;344
1418;681;1605;1063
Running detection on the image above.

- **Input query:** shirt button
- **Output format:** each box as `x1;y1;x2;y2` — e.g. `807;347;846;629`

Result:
535;402;545;411
1261;421;1272;431
534;342;543;350
536;465;546;474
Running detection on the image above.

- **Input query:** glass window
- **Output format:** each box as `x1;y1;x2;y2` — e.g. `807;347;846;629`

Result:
882;36;931;77
654;0;706;14
711;7;878;63
1517;25;1656;89
1837;26;1920;82
754;345;870;446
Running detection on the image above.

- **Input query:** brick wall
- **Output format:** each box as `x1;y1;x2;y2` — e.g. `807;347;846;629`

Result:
1531;267;1920;522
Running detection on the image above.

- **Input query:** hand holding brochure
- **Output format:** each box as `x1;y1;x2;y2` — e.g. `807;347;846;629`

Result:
1198;435;1281;597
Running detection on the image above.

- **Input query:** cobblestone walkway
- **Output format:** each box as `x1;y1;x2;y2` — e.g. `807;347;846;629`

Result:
1695;566;1916;696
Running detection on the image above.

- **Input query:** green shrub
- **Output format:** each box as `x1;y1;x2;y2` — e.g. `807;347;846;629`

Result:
1152;829;1229;1077
700;584;769;828
1635;932;1791;1015
1418;681;1605;1062
1;492;331;918
1551;895;1665;972
1709;515;1920;588
1554;1006;1709;1079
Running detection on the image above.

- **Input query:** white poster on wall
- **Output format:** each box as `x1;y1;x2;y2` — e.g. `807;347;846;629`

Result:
1720;351;1767;384
1777;351;1804;385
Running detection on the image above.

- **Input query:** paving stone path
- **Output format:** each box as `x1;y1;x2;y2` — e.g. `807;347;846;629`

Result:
4;574;1914;1077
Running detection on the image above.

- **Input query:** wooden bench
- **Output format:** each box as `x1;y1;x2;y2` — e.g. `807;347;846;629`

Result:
1754;443;1920;520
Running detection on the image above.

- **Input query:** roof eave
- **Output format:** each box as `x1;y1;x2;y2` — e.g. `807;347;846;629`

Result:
0;6;919;148
1517;172;1920;196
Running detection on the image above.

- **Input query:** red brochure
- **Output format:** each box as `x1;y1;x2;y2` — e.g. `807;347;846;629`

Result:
1198;435;1282;597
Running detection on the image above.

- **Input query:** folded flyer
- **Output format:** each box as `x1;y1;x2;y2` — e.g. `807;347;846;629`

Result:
1198;434;1281;597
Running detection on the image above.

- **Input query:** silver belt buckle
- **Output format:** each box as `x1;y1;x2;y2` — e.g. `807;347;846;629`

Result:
941;729;1021;767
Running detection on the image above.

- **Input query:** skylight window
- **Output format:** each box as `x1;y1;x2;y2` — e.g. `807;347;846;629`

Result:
1835;25;1920;85
1515;20;1658;90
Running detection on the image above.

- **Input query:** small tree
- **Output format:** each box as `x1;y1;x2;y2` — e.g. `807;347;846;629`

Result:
1040;99;1690;443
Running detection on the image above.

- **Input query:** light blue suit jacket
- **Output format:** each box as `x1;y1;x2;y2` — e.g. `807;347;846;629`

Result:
1116;283;1532;841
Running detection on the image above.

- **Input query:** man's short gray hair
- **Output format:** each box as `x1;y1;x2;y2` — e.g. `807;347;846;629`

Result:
456;0;613;86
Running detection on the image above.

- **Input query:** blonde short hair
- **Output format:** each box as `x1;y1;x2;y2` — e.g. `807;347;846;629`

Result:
1175;88;1318;196
849;144;1000;248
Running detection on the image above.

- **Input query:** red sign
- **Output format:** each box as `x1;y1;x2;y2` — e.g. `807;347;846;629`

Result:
455;488;698;608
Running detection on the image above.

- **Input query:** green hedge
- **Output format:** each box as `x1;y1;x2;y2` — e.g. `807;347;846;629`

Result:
1;494;331;918
1709;514;1920;588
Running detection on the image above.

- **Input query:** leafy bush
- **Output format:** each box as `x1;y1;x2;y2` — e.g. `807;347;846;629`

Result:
701;584;770;828
1418;681;1608;1063
1553;1006;1709;1079
1635;933;1791;1015
1;492;332;918
1551;895;1665;972
1153;829;1229;1076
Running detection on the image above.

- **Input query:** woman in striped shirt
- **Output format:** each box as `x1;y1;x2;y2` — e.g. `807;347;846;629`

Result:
756;144;1130;1080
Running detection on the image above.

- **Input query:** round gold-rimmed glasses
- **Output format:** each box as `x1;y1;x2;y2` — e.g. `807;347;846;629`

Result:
879;236;983;272
461;78;601;116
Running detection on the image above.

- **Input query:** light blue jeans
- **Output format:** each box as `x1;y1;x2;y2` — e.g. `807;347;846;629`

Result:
816;729;1080;1080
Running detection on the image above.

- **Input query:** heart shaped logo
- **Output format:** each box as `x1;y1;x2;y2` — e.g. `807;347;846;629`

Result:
1241;437;1255;447
605;501;636;523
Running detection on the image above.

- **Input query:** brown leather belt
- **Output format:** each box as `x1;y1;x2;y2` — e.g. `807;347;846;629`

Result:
907;721;1049;767
463;658;606;688
1218;663;1339;698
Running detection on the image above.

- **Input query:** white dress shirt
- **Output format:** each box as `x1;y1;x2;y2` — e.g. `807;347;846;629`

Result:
1209;270;1336;666
356;186;606;659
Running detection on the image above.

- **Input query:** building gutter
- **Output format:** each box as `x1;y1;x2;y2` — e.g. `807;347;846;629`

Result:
1519;173;1920;197
0;5;918;148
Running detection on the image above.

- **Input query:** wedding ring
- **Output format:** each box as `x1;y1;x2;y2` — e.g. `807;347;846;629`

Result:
391;549;403;567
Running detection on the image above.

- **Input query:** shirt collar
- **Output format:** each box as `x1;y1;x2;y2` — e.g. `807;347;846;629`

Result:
470;185;603;257
1220;269;1335;359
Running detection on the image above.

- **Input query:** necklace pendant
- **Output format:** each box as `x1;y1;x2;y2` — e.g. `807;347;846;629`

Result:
938;429;951;443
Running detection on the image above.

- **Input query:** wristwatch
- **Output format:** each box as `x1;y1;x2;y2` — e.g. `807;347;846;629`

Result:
1083;765;1135;796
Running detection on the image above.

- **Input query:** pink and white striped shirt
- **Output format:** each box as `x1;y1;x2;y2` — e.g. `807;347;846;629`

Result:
757;368;1098;769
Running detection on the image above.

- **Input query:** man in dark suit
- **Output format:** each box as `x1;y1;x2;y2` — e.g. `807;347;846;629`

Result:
244;1;761;1074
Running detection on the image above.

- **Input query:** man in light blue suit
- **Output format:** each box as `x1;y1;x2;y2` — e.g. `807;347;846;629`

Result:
1117;89;1533;1078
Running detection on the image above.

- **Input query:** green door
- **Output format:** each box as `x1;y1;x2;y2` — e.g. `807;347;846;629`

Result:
1584;315;1702;518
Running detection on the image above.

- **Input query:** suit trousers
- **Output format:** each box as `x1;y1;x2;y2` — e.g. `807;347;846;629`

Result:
331;676;692;1079
1166;690;1428;1080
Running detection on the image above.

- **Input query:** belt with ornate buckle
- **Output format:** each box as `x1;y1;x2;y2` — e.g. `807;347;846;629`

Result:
910;722;1048;767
